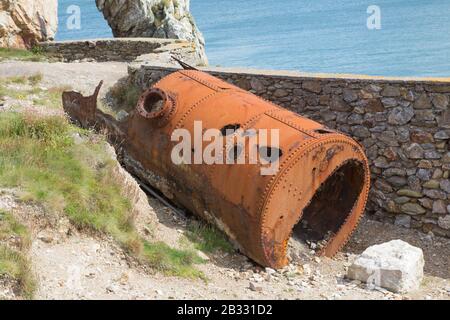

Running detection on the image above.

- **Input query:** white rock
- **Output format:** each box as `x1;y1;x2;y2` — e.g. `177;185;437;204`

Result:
196;250;210;261
347;240;424;293
0;0;58;48
264;267;276;275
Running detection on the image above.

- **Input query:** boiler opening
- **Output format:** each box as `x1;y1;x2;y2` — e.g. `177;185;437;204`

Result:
290;160;365;255
143;91;166;115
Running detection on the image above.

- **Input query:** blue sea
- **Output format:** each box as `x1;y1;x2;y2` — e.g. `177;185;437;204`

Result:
57;0;450;77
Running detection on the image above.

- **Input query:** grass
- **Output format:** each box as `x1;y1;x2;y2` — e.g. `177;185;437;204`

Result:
108;80;142;113
0;74;70;109
32;86;72;109
185;221;233;254
0;112;205;279
0;48;46;62
0;211;30;249
0;211;35;299
143;241;206;280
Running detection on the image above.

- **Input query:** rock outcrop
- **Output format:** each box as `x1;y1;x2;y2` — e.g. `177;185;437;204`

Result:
0;0;58;49
96;0;208;66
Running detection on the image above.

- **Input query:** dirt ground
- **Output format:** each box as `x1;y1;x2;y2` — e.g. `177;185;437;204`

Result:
1;188;448;300
0;61;449;300
0;61;127;96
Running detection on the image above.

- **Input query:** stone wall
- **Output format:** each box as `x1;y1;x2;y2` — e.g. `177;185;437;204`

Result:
129;64;450;237
39;38;193;63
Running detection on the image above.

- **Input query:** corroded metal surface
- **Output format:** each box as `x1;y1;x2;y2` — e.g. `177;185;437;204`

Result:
63;70;371;269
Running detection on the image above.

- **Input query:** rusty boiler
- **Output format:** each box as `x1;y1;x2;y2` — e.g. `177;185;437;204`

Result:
63;70;371;269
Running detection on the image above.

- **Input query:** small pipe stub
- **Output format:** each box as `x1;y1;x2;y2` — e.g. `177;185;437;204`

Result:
137;88;173;120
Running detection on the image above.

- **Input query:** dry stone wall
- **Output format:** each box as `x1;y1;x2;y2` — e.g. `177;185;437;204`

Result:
129;64;450;237
38;38;202;64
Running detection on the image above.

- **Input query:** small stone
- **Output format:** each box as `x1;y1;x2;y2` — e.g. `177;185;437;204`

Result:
422;180;440;189
373;157;389;169
432;94;448;109
418;160;433;169
423;189;446;200
37;231;54;244
401;203;426;215
419;197;433;209
394;215;411;228
417;169;431;181
249;282;263;292
432;169;443;179
434;130;450;140
303;264;312;276
397;189;422;198
273;89;288;98
250;78;265;92
404;143;424;159
394;197;410;204
433;200;447;215
375;180;393;193
410;131;434;144
302;81;322;94
196;250;210;261
347;240;424;293
438;215;450;230
366;99;384;112
387;176;407;188
381;86;401;97
343;89;358;103
424;150;441;160
440;180;450;193
330;96;351;112
414;94;432;109
352;126;371;138
382;98;398;108
265;267;276;275
106;285;117;293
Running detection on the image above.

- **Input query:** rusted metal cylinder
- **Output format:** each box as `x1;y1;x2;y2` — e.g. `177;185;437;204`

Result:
125;70;371;268
63;70;371;269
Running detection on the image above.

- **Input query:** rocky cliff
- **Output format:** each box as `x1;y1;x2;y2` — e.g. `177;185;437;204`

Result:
96;0;207;65
0;0;58;49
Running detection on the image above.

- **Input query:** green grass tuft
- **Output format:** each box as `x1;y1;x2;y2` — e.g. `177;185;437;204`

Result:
143;241;206;280
0;211;35;299
0;48;46;62
185;221;234;254
0;211;30;250
108;80;142;113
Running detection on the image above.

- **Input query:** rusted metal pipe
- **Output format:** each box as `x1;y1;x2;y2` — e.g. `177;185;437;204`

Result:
63;70;370;269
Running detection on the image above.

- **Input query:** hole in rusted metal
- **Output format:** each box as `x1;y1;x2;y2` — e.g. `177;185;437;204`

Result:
220;124;241;136
315;129;333;134
259;146;283;163
292;160;365;246
143;91;165;114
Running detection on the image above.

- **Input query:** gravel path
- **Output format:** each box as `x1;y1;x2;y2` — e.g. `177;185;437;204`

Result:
0;61;128;95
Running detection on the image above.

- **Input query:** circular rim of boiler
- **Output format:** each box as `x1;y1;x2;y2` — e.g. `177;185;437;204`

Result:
258;135;371;268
